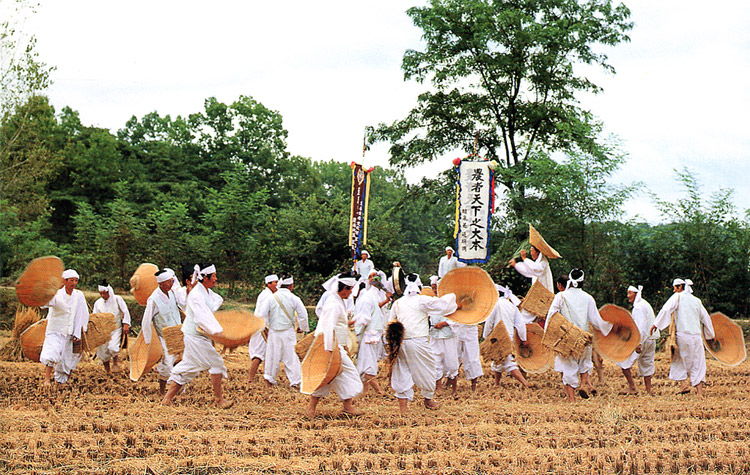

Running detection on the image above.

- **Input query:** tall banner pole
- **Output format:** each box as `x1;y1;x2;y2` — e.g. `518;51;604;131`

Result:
349;138;373;265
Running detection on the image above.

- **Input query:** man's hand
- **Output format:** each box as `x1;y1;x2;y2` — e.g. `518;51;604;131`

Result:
635;344;642;354
508;258;517;268
519;249;527;260
122;323;130;335
348;319;355;326
649;325;657;335
434;321;448;329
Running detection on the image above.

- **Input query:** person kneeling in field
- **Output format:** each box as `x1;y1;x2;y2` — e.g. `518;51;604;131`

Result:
162;264;233;409
617;285;657;395
306;273;364;418
92;280;131;375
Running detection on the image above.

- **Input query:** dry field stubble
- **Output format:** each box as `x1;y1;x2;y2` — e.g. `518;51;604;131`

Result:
1;340;749;475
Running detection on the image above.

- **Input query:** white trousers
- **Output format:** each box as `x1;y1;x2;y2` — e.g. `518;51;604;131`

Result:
391;337;437;400
616;339;656;377
248;331;266;361
311;346;363;400
168;334;227;386
264;328;301;386
96;327;122;362
491;354;519;374
457;328;483;380
156;335;176;381
669;333;707;386
554;346;593;388
356;340;381;379
40;332;80;383
431;337;459;380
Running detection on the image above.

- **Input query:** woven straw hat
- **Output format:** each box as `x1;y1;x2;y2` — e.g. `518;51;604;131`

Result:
200;310;265;349
129;263;159;306
480;321;513;363
542;312;592;358
295;332;315;360
300;334;342;395
593;304;640;362
513;323;553;373
704;312;746;366
129;324;163;381
420;287;436;297
528;224;561;259
15;256;64;307
438;267;497;325
20;319;47;362
82;313;117;352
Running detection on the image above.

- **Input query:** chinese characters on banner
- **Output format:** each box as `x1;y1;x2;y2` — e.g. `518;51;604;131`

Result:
349;163;372;260
455;161;493;263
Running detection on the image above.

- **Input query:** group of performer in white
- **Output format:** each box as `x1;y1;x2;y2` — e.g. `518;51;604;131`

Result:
35;244;718;413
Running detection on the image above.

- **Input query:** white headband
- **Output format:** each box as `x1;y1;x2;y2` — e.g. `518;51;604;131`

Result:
97;285;113;294
265;274;279;284
192;264;216;284
566;270;584;289
62;269;79;280
429;275;439;285
627;285;643;305
672;278;685;287
446;246;454;252
684;279;693;294
281;277;293;286
338;277;357;287
156;269;175;283
361;251;369;257
496;284;521;306
404;273;422;296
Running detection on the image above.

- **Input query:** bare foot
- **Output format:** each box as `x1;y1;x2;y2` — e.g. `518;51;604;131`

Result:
619;388;638;395
215;399;234;409
424;398;439;410
162;398;174;406
306;408;316;419
343;407;364;416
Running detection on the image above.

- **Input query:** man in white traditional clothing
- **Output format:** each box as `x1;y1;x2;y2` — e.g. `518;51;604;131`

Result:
141;268;183;395
546;269;614;401
256;274;308;388
483;284;532;389
277;275;309;335
40;269;90;386
389;273;459;414
438;247;459;278
307;273;365;418
616;285;658;395
352;271;388;394
651;278;715;398
352;250;374;281
247;274;277;384
162;264;233;409
429;283;460;396
92;280;131;374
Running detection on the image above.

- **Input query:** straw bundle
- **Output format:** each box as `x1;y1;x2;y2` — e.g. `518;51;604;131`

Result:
20;319;47;362
199;309;265;349
519;281;555;319
295;332;315;360
82;313;117;352
15;256;64;307
513;323;553;373
480;321;513;363
438;267;497;325
300;334;342;395
1;307;42;361
704;312;746;367
420;287;435;297
542;312;592;358
346;327;359;360
129;324;163;381
592;304;640;363
667;313;678;361
129;263;159;306
162;325;184;360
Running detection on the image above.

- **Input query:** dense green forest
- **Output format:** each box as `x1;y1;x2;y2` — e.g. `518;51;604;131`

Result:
1;0;749;317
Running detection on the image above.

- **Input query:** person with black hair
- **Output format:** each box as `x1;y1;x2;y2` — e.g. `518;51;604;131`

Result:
92;280;131;374
352;271;387;395
546;269;614;401
247;274;277;385
162;264;233;409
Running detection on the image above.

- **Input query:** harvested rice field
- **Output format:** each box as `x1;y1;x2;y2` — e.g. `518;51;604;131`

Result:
1;342;749;475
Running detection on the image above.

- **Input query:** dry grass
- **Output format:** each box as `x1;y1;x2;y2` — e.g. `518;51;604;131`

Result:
1;349;749;474
0;307;41;361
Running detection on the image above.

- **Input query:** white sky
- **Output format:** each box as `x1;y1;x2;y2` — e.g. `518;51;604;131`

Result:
21;0;750;223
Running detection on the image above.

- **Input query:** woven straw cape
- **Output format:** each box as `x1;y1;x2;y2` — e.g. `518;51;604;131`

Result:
162;325;184;361
20;319;47;362
300;334;342;395
542;312;592;358
129;263;159;306
438;267;498;325
519;281;555;319
82;313;117;352
704;312;747;367
129;324;163;381
592;304;640;363
480;321;513;363
199;309;265;349
528;224;561;259
513;323;553;373
15;256;64;307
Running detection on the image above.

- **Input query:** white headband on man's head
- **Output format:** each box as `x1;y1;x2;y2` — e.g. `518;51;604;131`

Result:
672;278;685;287
429;275;439;285
281;277;294;286
156;268;175;283
684;279;694;294
97;285;113;294
627;285;643;304
192;264;216;284
265;274;279;284
62;269;79;280
446;246;454;252
566;270;584;289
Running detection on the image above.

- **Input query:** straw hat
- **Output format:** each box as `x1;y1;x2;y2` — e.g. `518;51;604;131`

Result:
528;224;561;259
82;313;117;352
593;304;640;363
20;319;47;362
129;263;159;306
129;324;163;381
480;321;513;363
437;267;497;325
513;323;553;373
420;287;436;297
300;334;342;395
15;256;64;307
200;309;265;349
704;312;746;366
295;332;315;360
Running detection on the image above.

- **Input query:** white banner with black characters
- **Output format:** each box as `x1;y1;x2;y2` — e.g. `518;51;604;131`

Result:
455;160;493;263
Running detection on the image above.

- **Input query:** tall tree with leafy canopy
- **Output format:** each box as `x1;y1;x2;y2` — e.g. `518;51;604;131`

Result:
369;0;632;191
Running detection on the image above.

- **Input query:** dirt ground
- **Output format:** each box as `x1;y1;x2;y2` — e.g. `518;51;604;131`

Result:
1;344;749;475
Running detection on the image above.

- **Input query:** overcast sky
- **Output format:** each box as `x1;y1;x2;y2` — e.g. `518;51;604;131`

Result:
22;0;750;223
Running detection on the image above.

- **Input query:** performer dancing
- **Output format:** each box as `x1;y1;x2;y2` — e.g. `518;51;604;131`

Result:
483;284;532;389
617;285;658;395
92;280;131;374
